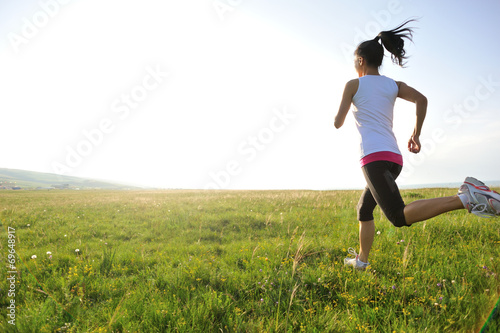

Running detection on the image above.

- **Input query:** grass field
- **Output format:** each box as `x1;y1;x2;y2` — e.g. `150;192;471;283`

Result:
1;189;499;332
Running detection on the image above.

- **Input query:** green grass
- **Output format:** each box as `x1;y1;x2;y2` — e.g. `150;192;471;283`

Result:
0;189;499;332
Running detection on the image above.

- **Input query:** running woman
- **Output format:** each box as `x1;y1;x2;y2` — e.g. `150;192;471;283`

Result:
334;19;500;270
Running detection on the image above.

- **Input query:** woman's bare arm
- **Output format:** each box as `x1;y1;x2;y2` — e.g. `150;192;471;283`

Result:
397;81;428;153
334;79;359;129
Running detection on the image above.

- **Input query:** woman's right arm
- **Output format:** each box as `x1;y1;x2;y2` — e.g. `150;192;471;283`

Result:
334;79;358;129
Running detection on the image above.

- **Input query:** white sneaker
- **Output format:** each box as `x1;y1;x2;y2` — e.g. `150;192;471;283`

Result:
458;177;500;218
344;248;369;271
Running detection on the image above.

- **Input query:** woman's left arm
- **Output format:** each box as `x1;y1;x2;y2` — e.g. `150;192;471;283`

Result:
396;81;428;153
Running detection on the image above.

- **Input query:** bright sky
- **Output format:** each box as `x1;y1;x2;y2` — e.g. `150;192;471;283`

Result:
1;0;499;189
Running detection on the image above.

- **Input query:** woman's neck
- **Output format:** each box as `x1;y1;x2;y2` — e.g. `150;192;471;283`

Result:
359;67;380;77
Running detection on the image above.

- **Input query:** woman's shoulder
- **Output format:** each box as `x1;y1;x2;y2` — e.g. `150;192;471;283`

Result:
344;79;359;97
345;78;359;90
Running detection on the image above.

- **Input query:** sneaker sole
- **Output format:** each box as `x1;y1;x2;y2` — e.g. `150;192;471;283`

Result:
489;198;500;215
470;193;499;217
461;178;500;216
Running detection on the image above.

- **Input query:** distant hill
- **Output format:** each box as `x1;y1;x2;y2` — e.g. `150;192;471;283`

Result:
0;168;142;190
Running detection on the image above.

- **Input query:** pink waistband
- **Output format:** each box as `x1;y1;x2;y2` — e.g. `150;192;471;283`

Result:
360;151;403;167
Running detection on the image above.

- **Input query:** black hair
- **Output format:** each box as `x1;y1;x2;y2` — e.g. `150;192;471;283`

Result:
355;19;416;67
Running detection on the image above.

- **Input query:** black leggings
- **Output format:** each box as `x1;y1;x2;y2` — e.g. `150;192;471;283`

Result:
357;161;409;228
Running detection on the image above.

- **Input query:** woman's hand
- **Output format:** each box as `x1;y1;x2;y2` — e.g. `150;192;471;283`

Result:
408;135;421;153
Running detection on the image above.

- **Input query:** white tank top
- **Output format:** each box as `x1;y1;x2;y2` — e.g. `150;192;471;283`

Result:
352;75;401;159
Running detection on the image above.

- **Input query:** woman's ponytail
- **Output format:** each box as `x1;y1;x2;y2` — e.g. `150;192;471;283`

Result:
378;19;415;67
355;19;416;68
